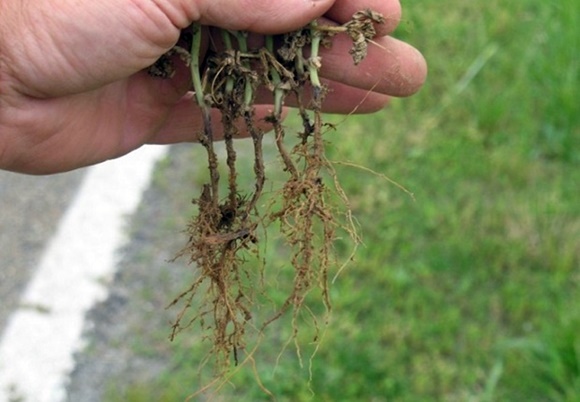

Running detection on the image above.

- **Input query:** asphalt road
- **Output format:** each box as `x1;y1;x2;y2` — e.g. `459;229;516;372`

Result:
0;143;254;401
0;169;86;331
0;145;175;402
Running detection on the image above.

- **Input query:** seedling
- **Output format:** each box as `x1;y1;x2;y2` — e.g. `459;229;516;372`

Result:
149;9;385;394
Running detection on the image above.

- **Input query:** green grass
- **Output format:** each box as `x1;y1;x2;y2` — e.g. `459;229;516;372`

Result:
107;0;579;400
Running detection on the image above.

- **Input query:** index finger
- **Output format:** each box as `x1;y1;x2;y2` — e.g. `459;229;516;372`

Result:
196;0;334;34
324;0;402;36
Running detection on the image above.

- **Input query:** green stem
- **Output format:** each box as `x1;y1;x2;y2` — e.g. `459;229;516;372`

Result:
221;30;235;95
295;51;305;78
308;21;325;159
265;35;284;118
191;23;206;110
191;23;220;203
221;28;233;51
232;31;254;109
309;21;323;92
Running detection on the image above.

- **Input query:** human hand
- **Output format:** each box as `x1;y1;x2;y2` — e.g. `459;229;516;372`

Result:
0;0;427;174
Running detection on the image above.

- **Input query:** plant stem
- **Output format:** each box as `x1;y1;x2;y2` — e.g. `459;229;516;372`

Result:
308;21;323;101
265;35;284;118
230;31;254;109
191;23;220;204
191;23;206;111
221;30;235;96
218;29;239;206
226;30;264;214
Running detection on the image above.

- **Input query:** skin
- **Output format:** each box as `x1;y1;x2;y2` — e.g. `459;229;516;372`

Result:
0;0;427;174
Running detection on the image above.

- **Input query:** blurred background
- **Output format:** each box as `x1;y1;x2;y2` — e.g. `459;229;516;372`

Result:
92;1;578;400
8;0;580;401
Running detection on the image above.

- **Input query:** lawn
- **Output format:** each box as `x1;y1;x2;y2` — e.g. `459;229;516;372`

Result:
107;0;579;400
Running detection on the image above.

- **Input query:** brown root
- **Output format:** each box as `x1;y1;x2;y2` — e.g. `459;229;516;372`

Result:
152;9;384;393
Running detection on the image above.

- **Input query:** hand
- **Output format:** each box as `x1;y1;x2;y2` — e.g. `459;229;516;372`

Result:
0;0;427;174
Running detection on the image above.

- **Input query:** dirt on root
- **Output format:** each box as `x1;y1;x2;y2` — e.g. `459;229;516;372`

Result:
148;9;385;395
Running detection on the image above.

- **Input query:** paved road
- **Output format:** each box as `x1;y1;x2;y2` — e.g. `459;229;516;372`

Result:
0;169;85;332
0;146;169;402
0;142;257;401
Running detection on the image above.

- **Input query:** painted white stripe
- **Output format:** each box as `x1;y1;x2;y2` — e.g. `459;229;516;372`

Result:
0;145;167;402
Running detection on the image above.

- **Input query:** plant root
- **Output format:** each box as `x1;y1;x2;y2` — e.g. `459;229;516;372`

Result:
150;8;385;391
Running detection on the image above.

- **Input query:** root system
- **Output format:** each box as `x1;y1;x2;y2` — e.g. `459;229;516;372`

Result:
149;9;385;392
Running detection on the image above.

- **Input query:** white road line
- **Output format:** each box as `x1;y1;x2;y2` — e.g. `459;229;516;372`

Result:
0;145;167;402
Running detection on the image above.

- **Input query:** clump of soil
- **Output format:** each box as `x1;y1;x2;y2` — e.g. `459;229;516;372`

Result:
149;9;384;393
